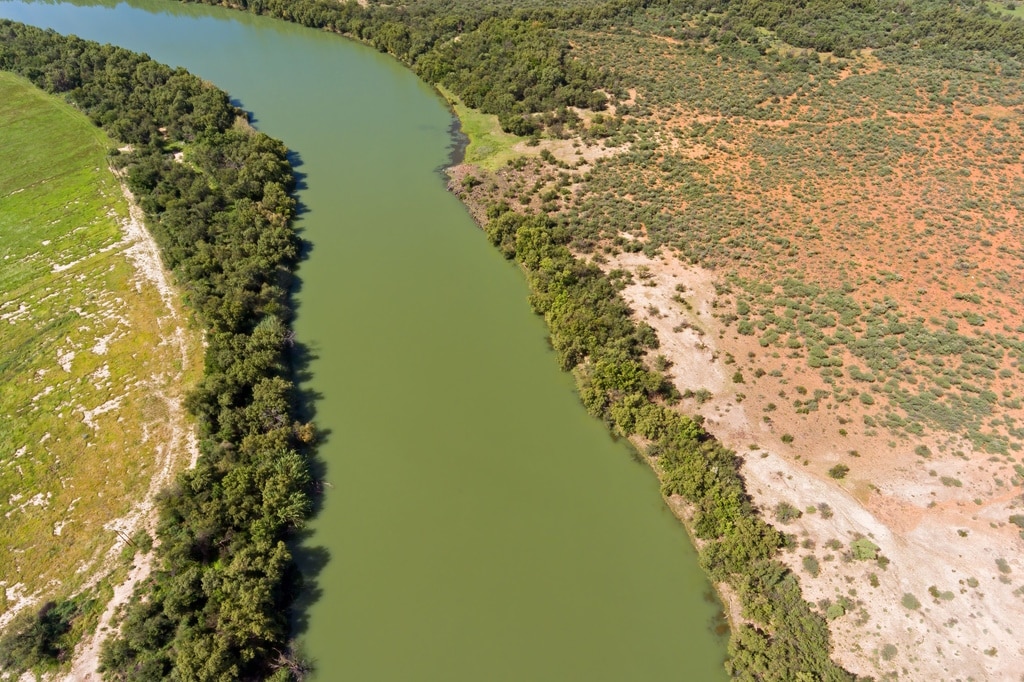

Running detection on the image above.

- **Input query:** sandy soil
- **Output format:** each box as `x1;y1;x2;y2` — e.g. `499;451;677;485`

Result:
593;249;1024;680
59;178;199;681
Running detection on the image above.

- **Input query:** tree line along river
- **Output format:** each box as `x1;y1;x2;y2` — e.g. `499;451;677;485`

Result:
0;1;728;678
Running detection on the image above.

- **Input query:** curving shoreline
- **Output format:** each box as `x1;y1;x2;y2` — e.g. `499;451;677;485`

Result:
246;1;855;676
0;18;312;678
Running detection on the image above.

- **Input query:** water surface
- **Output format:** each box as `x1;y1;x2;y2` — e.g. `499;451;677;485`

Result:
0;2;729;678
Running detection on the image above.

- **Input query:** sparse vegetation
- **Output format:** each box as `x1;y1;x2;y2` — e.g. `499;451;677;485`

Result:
483;205;853;680
0;70;201;677
0;595;100;672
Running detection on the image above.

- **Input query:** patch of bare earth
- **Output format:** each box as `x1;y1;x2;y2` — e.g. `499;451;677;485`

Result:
449;39;1024;677
60;178;200;681
591;250;1024;680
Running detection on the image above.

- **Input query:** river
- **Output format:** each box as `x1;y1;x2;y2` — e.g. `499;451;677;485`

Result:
0;1;728;678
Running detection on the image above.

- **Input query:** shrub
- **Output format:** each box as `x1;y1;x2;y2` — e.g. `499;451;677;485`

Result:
828;464;850;479
774;501;802;524
825;603;846;620
851;538;879;560
901;593;921;610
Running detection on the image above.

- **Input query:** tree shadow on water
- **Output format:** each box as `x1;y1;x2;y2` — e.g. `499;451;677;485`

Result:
284;328;334;660
288;528;332;642
281;141;334;653
287;149;310;197
289;338;330;504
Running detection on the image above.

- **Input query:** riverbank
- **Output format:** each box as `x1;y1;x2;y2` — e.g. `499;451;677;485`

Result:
438;24;1024;671
594;247;1024;680
0;70;203;676
63;174;201;681
446;126;1022;678
444;173;853;678
0;19;310;678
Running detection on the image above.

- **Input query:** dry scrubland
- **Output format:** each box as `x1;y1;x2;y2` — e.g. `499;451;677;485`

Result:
0;72;200;672
454;30;1024;681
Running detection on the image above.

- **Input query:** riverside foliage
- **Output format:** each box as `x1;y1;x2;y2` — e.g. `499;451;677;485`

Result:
485;206;855;681
0;20;310;680
184;0;614;133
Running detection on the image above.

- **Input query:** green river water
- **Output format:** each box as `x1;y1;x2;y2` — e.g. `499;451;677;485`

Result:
0;2;728;678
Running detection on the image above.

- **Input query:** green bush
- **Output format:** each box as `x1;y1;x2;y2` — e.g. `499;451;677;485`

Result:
850;538;879;561
0;599;87;672
825;603;846;621
774;502;803;524
828;464;850;480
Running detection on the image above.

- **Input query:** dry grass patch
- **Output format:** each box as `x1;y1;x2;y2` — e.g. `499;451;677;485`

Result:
0;73;202;651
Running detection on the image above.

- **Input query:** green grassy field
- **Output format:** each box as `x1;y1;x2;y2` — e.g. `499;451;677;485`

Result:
0;71;201;638
437;83;527;170
987;1;1024;18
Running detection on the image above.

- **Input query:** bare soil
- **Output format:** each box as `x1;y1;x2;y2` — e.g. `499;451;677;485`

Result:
60;179;199;681
594;249;1024;680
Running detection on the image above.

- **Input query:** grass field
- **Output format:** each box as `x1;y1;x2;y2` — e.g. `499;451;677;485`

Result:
0;71;201;641
437;84;527;170
987;1;1024;19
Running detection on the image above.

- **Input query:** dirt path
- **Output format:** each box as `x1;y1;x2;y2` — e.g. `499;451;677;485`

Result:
60;179;199;681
